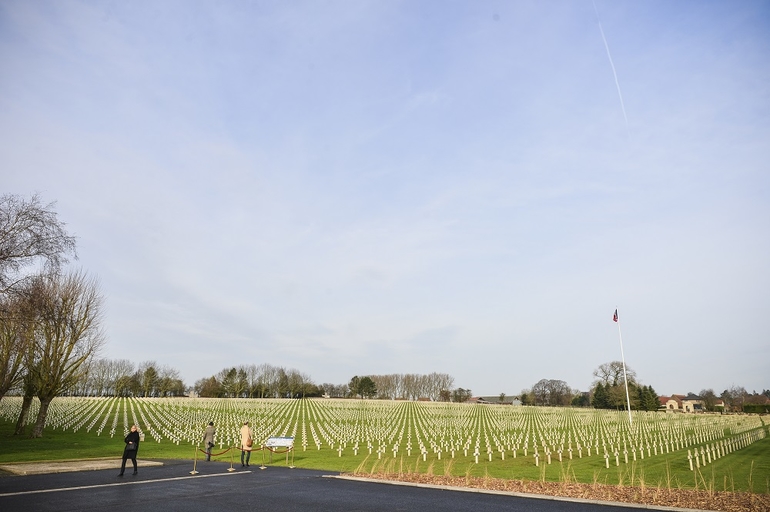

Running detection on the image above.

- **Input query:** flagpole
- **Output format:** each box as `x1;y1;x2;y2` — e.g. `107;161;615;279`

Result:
614;308;633;426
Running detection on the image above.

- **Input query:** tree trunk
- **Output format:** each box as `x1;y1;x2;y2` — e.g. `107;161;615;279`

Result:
31;396;53;438
14;394;34;435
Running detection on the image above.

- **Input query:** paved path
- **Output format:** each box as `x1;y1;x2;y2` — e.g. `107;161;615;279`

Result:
0;458;163;475
0;459;702;512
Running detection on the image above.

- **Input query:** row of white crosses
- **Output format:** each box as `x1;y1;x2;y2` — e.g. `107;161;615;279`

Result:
279;400;757;470
303;398;405;457
687;426;767;471
0;396;657;456
0;396;766;470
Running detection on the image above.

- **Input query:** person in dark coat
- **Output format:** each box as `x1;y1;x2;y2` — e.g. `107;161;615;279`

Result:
119;424;141;476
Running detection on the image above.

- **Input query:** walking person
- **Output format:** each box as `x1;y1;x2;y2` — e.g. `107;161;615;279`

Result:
119;425;140;476
203;421;216;461
240;421;253;467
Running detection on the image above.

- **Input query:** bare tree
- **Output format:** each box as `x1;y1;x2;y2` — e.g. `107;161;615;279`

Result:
319;382;347;398
548;380;572;406
27;270;105;437
530;378;573;406
113;359;136;396
1;194;80;432
84;358;111;396
233;367;248;397
531;379;550;405
285;369;314;398
12;276;48;435
157;365;184;396
138;362;159;397
256;363;281;398
370;374;396;399
432;372;455;401
0;193;77;293
451;387;472;402
14;367;37;435
368;372;455;401
592;361;637;387
392;374;404;399
722;386;748;412
244;364;259;397
83;358;136;396
0;288;33;400
218;367;238;397
699;388;718;412
194;376;222;397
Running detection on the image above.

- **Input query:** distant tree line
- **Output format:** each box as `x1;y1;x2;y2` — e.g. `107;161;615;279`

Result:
591;382;659;411
367;373;455;401
589;361;659;411
519;362;661;411
700;386;770;413
517;361;769;413
194;364;317;398
348;376;377;398
347;373;468;402
520;379;573;407
70;359;186;397
451;388;473;403
78;358;770;414
192;369;465;402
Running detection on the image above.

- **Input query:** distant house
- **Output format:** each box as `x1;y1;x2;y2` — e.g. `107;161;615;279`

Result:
659;395;680;411
659;393;705;413
467;396;490;404
681;393;705;412
476;396;521;405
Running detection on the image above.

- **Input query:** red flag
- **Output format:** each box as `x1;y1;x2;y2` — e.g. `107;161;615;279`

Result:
613;309;618;322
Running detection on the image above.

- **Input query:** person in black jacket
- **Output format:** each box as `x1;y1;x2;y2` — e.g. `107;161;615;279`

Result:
119;424;141;476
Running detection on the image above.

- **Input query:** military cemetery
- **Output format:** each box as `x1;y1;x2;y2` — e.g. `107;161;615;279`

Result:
3;1;770;509
1;395;767;496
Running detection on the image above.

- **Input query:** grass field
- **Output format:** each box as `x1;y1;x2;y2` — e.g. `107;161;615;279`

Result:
0;396;767;494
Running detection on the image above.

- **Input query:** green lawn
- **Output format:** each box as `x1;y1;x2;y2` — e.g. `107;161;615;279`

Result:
0;397;767;494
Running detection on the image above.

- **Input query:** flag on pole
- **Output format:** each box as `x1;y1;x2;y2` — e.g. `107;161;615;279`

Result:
613;309;618;322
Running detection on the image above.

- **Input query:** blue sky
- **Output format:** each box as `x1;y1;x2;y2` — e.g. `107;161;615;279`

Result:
2;1;768;396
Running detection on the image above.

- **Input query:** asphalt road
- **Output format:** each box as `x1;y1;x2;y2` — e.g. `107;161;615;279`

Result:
0;459;679;512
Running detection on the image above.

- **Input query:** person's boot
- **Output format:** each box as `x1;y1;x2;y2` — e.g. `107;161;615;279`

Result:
132;470;138;475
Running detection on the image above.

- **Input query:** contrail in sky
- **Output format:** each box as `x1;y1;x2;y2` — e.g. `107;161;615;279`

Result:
592;0;629;132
